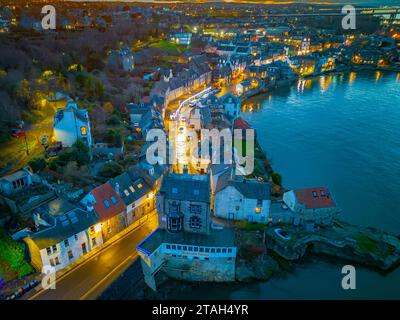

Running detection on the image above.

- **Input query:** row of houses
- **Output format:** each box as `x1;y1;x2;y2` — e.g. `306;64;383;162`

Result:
0;159;167;273
150;55;213;106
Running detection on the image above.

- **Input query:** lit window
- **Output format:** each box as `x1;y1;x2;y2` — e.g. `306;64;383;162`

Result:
137;183;143;189
255;207;261;213
80;126;87;136
124;190;130;196
129;186;135;193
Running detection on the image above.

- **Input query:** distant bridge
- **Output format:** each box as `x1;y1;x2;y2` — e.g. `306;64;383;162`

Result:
253;7;400;25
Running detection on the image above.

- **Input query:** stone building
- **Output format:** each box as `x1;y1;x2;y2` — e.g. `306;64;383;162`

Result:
137;173;237;291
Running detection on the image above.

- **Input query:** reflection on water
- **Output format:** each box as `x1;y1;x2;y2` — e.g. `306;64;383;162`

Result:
163;71;400;300
349;71;357;85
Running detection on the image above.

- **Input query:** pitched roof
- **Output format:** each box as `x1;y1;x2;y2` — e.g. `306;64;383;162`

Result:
30;207;99;250
109;173;151;206
294;187;336;209
90;183;126;221
233;180;271;200
233;117;251;130
160;173;210;203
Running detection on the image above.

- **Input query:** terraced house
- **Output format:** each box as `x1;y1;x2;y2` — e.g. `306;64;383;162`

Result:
24;198;102;272
80;183;127;243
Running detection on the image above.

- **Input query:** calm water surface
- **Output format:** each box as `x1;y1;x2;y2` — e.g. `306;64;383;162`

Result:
169;71;400;299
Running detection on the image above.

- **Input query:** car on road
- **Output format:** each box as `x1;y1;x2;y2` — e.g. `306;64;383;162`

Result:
45;141;63;158
11;128;26;138
274;228;291;241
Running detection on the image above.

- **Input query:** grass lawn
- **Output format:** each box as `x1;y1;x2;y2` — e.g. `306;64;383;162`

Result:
356;235;379;254
235;221;266;231
149;40;186;55
0;228;34;281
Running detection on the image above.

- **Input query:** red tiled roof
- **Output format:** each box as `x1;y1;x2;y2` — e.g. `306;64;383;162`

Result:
233;117;251;130
295;187;336;209
91;182;126;221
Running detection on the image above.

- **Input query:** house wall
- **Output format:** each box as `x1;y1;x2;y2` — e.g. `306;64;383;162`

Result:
140;242;237;291
214;186;270;223
24;238;43;272
101;213;126;243
36;227;103;272
54;110;92;148
160;198;210;235
0;172;32;195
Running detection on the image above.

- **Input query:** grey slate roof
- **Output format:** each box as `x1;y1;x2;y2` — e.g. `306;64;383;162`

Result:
30;207;99;249
232;180;271;200
160;173;210;203
109;172;151;206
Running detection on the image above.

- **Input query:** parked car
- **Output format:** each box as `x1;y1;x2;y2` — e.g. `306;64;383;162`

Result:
274;228;291;241
11;128;26;138
45;141;63;158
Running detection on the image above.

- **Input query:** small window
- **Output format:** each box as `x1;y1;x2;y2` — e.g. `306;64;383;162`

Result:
172;245;176;250
199;247;204;253
183;246;187;251
46;247;52;256
75;234;78;241
222;248;227;253
103;199;110;208
80;126;87;136
228;248;232;253
166;244;171;249
188;246;193;251
205;257;210;261
110;196;117;205
124;190;130;196
312;191;318;198
68;250;73;260
172;187;178;194
320;190;326;196
211;248;215;253
137;183;143;189
177;245;182;250
205;248;210;253
129;186;135;193
64;239;69;247
194;247;199;252
52;245;57;253
90;226;95;233
216;248;221;253
92;237;97;247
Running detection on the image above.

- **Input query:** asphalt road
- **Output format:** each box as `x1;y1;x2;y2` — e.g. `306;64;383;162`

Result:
29;214;158;300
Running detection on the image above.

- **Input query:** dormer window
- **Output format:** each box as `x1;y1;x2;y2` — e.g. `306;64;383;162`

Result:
103;199;110;208
312;191;318;198
110;196;117;205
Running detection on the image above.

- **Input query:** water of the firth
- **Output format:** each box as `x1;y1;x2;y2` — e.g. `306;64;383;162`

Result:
168;70;400;299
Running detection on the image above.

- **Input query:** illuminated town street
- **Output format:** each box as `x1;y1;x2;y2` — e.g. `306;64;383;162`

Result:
27;214;158;300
